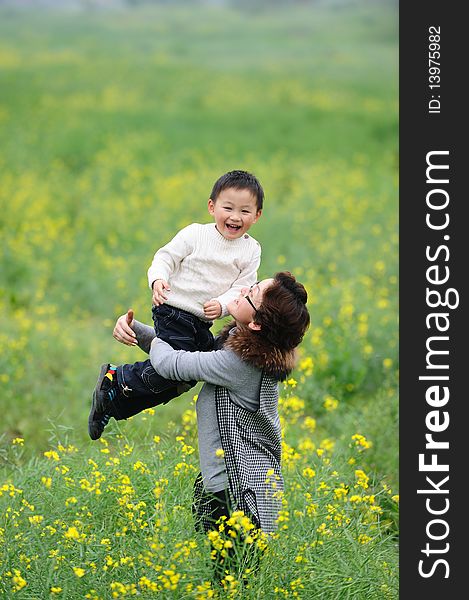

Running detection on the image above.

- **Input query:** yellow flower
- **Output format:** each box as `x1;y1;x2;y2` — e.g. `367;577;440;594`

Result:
323;395;339;411
0;483;23;498
58;443;78;454
339;303;354;318
28;515;44;525
12;437;24;446
355;469;370;489
44;450;60;461
351;434;373;450
173;462;196;476
158;568;181;590
73;567;86;578
41;476;52;488
133;460;150;474
298;438;315;452
215;448;225;458
317;522;332;536
299;356;314;376
319;438;335;453
334;486;348;500
392;494;399;503
64;526;80;540
377;298;389;309
8;569;27;591
51;587;62;594
383;358;393;369
358;322;368;337
302;416;316;432
374;260;385;273
302;467;316;479
180;442;195;455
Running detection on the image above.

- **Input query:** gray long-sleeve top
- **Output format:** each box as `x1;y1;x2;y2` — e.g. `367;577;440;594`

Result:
132;320;262;492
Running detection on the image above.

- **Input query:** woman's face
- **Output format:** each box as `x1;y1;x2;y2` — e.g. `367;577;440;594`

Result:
227;278;274;325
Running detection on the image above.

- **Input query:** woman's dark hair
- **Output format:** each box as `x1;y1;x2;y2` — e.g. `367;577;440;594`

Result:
255;272;310;351
210;170;264;211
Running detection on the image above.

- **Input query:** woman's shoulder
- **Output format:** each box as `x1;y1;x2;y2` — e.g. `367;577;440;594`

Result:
225;326;296;381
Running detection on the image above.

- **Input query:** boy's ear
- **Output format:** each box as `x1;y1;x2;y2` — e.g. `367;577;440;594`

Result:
253;209;262;223
207;199;215;215
248;321;261;331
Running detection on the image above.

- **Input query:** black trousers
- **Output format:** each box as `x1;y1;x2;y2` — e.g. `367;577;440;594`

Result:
113;305;214;420
192;473;232;534
192;474;261;581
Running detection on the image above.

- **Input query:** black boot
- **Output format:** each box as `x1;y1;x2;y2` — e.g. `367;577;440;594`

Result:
88;363;121;440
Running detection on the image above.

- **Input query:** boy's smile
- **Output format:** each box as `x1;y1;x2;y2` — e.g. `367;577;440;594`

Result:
208;188;262;240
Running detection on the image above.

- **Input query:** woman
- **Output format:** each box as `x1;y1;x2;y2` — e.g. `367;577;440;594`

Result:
112;272;310;538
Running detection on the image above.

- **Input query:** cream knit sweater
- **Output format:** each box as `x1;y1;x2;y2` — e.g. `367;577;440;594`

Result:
147;223;261;320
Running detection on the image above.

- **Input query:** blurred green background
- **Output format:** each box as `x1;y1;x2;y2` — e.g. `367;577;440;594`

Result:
0;0;398;485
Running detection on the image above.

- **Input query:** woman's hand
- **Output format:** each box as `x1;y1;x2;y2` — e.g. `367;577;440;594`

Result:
113;309;138;346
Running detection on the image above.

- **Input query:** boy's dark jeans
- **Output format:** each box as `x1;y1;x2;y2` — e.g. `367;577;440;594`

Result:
113;304;214;420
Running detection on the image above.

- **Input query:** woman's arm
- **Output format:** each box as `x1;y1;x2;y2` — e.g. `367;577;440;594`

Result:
113;310;155;353
132;321;156;353
150;337;249;390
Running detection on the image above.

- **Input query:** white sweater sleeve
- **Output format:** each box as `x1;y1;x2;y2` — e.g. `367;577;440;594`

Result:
147;224;196;289
213;242;261;317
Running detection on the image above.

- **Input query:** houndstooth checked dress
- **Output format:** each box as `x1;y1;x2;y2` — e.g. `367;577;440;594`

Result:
214;372;284;534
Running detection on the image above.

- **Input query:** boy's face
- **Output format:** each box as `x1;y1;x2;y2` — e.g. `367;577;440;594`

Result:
208;188;261;240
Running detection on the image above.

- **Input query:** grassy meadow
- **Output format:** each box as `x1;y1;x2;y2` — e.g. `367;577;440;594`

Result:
0;1;398;597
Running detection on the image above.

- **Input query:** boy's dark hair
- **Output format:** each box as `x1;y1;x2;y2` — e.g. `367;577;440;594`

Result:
255;272;310;352
211;170;264;211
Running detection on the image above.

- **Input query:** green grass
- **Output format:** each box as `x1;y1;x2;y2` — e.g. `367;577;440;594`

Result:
0;1;398;596
0;396;398;598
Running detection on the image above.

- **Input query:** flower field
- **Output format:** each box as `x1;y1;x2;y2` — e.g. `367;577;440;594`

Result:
1;1;398;597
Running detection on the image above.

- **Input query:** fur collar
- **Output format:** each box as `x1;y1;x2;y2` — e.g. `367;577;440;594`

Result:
218;321;297;381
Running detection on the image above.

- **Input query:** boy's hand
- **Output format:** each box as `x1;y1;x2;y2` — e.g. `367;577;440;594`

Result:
203;300;222;320
152;279;170;306
113;309;137;346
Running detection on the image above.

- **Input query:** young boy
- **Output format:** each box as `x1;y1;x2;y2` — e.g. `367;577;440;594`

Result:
88;170;263;440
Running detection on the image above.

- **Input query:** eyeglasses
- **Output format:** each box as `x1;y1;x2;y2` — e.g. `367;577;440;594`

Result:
244;282;260;313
